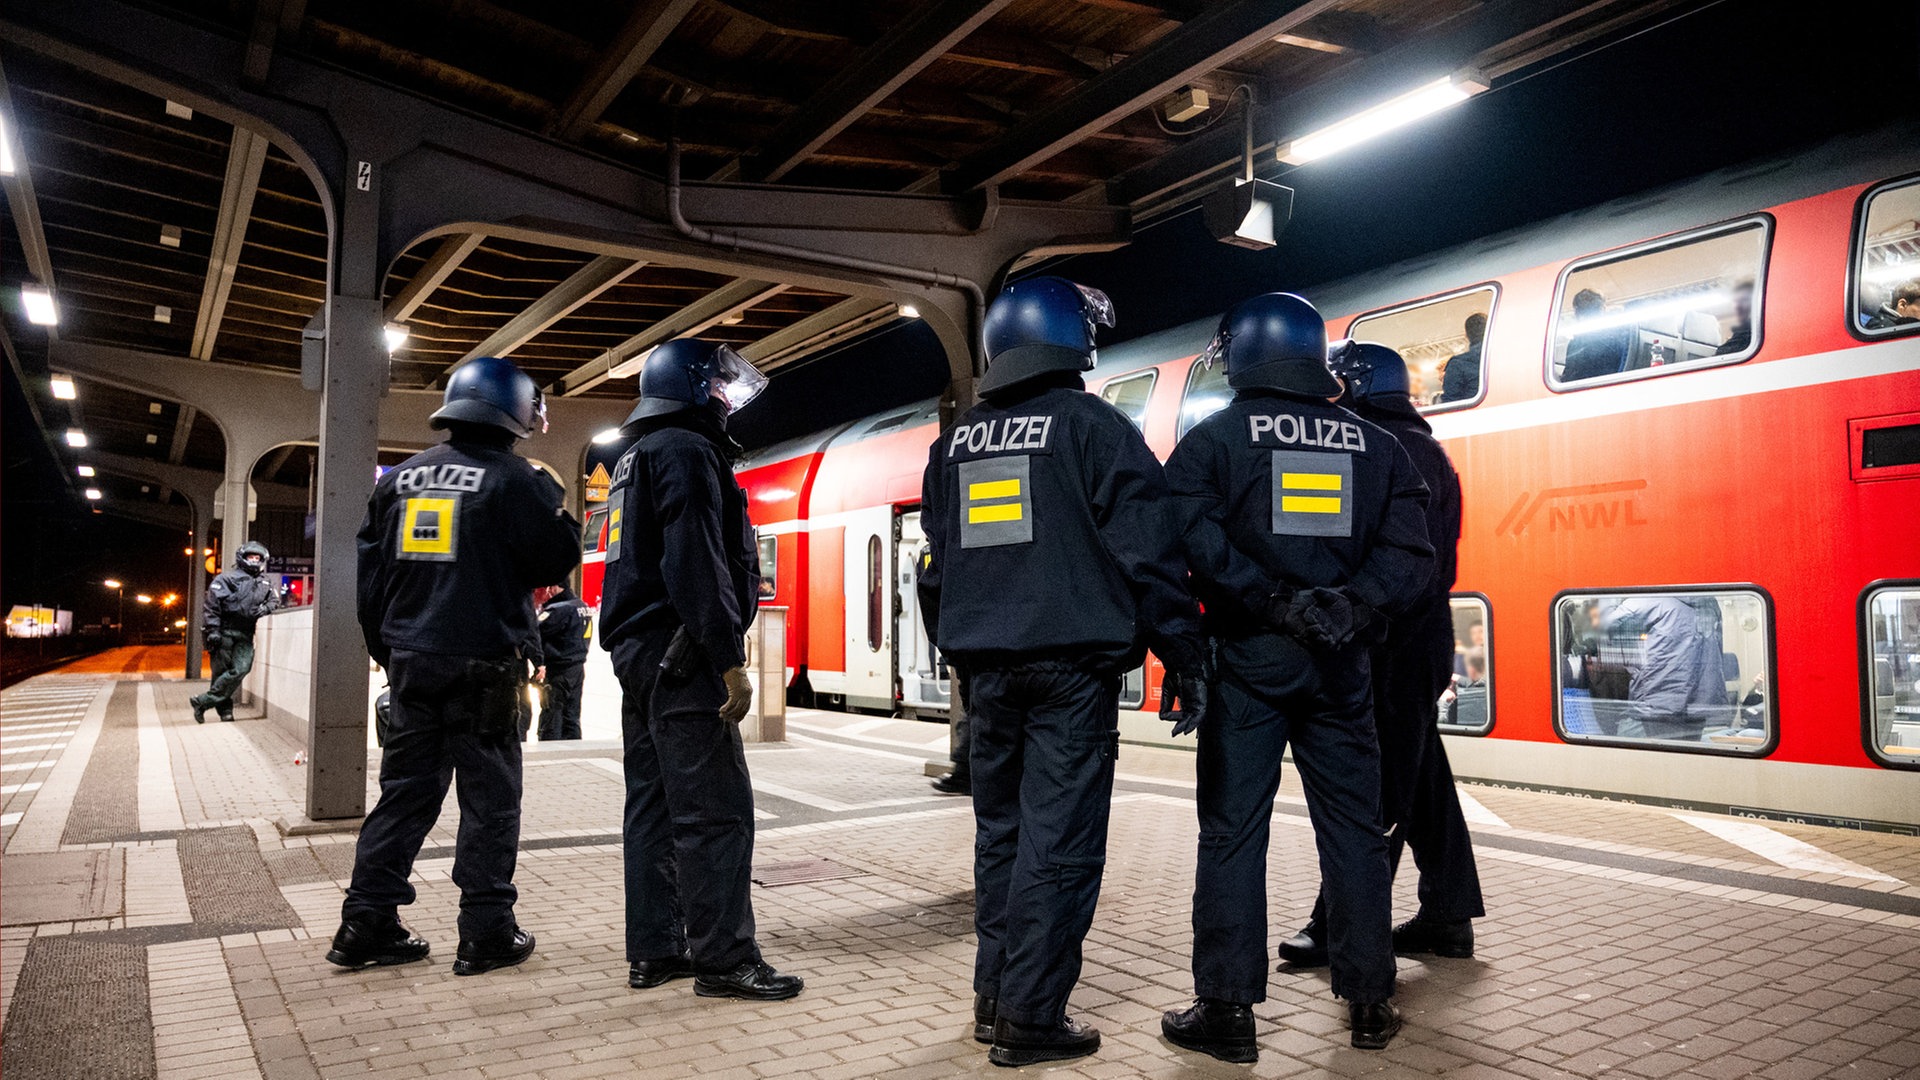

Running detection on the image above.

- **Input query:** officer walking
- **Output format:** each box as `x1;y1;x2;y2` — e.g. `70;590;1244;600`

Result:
599;338;802;1002
1277;341;1483;967
1160;295;1433;1059
534;583;591;740
328;356;580;976
918;277;1208;1068
189;540;280;724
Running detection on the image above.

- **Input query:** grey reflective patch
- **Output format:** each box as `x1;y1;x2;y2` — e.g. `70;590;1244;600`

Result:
959;455;1032;549
1270;450;1353;538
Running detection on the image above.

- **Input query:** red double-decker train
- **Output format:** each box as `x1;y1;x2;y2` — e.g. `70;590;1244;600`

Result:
585;127;1920;830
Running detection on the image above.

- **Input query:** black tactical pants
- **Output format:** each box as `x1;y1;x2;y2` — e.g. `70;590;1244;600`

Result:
202;630;255;716
969;663;1120;1026
613;629;759;972
1310;627;1484;930
343;649;524;941
538;663;584;741
1193;634;1395;1005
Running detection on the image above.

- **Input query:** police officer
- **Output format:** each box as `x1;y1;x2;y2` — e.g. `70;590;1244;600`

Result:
328;356;580;976
1160;295;1432;1058
1277;341;1484;967
599;338;802;1001
918;277;1208;1068
189;540;280;724
535;583;591;740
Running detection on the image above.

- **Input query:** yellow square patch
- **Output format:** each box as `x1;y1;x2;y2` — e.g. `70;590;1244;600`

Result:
400;496;458;560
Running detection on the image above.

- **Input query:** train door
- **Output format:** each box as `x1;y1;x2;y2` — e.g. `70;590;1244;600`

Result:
895;510;951;715
840;505;897;711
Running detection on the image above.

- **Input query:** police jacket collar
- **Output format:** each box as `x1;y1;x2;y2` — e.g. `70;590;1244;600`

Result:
980;369;1085;406
626;402;742;457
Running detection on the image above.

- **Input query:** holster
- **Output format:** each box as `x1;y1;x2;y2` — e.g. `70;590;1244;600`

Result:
659;627;701;681
466;657;525;739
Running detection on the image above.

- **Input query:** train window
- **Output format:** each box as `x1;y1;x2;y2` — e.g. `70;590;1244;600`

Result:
581;508;609;554
1861;583;1920;769
865;535;883;652
1348;286;1496;411
1178;355;1232;439
1548;217;1769;390
1437;595;1493;735
1119;666;1145;709
1098;371;1157;430
756;535;777;601
1851;176;1920;339
1552;588;1774;755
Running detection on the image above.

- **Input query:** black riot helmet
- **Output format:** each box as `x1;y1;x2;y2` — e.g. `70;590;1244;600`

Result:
1200;292;1340;398
236;540;270;577
1327;339;1412;406
978;276;1116;397
430;355;547;439
625;339;768;425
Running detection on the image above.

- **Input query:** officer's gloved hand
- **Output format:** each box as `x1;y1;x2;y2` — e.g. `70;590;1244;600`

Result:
1159;670;1210;737
1280;588;1356;649
1341;589;1388;645
720;665;754;724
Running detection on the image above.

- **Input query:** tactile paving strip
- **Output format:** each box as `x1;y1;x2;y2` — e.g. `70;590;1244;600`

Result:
751;858;865;886
0;936;155;1079
58;683;138;845
178;825;302;933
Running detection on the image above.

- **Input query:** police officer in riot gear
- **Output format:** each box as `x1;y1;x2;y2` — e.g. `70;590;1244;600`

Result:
918;277;1208;1068
1161;295;1432;1058
190;540;280;723
330;355;580;975
535;584;591;740
1278;341;1483;967
599;338;803;1002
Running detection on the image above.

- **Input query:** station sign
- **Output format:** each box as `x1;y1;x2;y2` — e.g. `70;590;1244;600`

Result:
584;462;612;503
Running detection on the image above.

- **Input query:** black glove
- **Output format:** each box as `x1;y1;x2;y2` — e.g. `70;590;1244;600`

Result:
1345;591;1387;645
1160;669;1211;737
1276;588;1356;650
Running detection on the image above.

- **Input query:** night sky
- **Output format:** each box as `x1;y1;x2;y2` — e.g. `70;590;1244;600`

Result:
8;0;1920;619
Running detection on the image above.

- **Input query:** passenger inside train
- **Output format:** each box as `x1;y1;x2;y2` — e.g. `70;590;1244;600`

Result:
1858;175;1920;332
1557;591;1771;747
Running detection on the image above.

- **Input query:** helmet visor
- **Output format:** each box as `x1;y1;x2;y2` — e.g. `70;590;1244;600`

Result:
1073;283;1116;330
1199;328;1230;370
708;344;768;413
530;386;550;435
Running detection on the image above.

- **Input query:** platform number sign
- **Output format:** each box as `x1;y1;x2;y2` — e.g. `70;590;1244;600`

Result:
356;161;372;192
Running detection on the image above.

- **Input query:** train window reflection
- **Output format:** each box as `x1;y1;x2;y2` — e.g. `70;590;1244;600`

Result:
865;535;884;652
581;508;608;554
1348;286;1495;411
756;535;777;601
1179;355;1231;439
1853;177;1920;337
1553;588;1772;754
1098;370;1157;430
1863;585;1920;767
1438;596;1492;734
1120;666;1145;709
1549;218;1768;389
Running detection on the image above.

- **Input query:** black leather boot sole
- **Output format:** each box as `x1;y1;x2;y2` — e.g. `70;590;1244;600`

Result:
1276;928;1328;968
452;930;535;976
1161;1013;1257;1063
1349;1003;1402;1050
325;923;430;969
987;1019;1100;1068
1393;919;1474;958
693;962;804;1001
628;955;694;988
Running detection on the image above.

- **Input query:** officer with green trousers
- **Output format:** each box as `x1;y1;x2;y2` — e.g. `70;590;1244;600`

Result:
190;540;280;724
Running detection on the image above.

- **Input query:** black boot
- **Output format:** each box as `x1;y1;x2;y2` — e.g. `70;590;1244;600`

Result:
694;960;804;1001
325;918;430;969
1276;922;1328;968
628;953;694;989
189;696;214;725
1393;917;1473;958
452;927;535;976
931;772;971;796
1162;999;1257;1063
1349;1001;1402;1050
973;994;996;1043
987;1016;1100;1068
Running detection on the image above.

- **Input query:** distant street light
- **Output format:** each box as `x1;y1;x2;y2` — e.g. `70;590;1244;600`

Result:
102;579;125;639
135;594;153;604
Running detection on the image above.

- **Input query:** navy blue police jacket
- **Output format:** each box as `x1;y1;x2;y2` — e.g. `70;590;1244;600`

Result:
204;569;279;636
1164;390;1434;639
1353;399;1461;650
537;588;592;667
916;378;1205;676
356;436;581;665
596;413;761;673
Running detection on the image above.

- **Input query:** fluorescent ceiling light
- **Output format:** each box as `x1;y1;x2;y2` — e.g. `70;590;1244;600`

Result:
21;286;57;326
0;116;14;176
384;323;409;352
897;303;921;319
159;224;182;248
66;429;88;447
1277;72;1489;165
591;428;622;444
154;305;172;324
50;374;76;400
164;100;193;120
84;488;102;500
77;465;96;477
1866;259;1919;285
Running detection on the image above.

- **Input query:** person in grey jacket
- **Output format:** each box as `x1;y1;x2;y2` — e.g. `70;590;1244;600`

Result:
190;541;281;723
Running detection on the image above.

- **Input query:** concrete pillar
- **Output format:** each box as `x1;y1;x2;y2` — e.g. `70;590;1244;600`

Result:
186;498;214;680
217;439;259;549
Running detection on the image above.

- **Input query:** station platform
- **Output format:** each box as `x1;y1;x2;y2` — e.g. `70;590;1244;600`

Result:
2;666;1918;1080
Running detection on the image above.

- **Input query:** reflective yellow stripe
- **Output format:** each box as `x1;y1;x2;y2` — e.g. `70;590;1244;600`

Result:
1280;495;1342;514
1281;472;1342;491
968;503;1024;524
969;478;1022;500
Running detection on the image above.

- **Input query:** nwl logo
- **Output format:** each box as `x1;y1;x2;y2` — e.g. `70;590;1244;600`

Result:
1495;480;1649;537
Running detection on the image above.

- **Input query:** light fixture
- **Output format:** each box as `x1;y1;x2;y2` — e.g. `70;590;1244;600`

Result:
66;429;88;448
162;593;178;606
591;428;621;444
173;618;188;629
103;579;122;589
718;312;745;326
1276;71;1489;165
85;488;103;500
135;594;153;604
384;323;409;352
50;374;76;400
1203;177;1293;251
148;401;163;414
21;286;57;326
154;305;172;324
203;547;213;557
185;547;195;556
897;303;921;319
164;100;193;120
159;224;182;248
145;434;159;445
1161;86;1210;123
0;115;14;176
77;465;96;477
